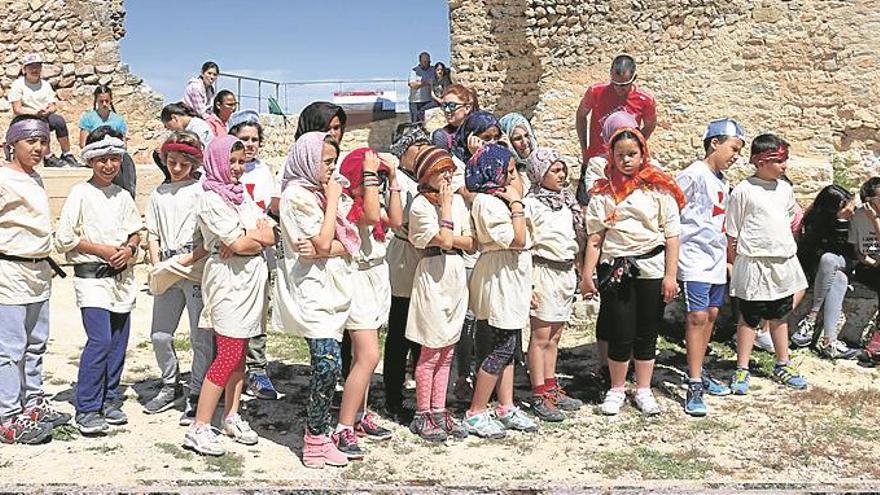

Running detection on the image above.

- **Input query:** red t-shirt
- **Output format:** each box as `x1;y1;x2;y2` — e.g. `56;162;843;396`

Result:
580;82;656;160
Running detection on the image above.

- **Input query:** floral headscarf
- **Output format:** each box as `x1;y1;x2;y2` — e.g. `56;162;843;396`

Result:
465;143;511;194
527;147;585;250
451;110;500;163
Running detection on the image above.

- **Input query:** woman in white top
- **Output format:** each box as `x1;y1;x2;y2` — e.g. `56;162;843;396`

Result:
274;131;352;469
183;136;275;457
463;144;539;439
523;148;585;422
581;128;684;417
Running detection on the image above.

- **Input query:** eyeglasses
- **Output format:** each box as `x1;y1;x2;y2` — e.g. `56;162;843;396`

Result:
221;102;238;109
441;101;465;113
610;73;637;86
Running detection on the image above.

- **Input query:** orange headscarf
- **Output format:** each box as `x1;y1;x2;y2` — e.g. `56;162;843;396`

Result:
590;127;686;210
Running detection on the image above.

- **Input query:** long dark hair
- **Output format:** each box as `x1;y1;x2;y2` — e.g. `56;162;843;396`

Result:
160;102;200;122
93;84;116;113
212;90;235;117
294;101;347;140
802;185;852;237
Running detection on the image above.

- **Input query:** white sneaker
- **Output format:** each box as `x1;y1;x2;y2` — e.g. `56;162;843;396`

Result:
754;331;776;353
633;389;662;416
184;424;225;456
598;389;626;415
223;414;258;445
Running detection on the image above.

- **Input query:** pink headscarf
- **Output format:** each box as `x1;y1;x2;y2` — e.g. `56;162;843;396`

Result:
201;135;244;207
282;131;361;255
601;110;639;145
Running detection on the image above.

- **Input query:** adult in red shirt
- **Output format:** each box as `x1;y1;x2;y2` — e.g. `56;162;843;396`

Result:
575;55;657;204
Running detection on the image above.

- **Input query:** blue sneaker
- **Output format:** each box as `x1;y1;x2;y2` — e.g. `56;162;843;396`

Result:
701;369;732;396
773;363;808;390
684;382;708;417
729;368;750;395
246;371;279;400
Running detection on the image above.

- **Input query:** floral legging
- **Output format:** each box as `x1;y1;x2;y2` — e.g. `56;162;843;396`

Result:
306;338;341;436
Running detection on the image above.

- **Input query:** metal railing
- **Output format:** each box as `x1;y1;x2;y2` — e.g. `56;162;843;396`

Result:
218;72;411;115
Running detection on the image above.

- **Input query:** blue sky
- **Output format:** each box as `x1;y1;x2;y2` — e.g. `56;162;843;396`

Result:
120;1;451;113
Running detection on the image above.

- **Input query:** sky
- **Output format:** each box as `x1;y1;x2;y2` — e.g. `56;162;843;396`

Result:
120;1;451;113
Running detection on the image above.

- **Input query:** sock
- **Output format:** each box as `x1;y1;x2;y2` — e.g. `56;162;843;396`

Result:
608;386;625;394
545;377;558;390
495;403;513;417
465;408;485;419
775;361;789;367
689;377;702;384
431;408;446;414
532;383;547;396
334;423;353;433
635;387;653;397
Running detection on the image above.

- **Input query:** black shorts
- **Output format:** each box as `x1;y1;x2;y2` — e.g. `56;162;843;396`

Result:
737;296;793;328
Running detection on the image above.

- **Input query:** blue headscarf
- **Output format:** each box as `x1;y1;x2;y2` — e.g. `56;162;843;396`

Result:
451;110;500;163
499;112;537;168
465;143;511;194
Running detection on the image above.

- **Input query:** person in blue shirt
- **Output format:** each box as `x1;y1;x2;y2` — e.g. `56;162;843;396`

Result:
78;85;127;148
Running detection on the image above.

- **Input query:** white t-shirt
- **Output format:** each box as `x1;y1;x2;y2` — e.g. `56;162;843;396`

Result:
186;117;214;148
8;77;56;113
676;160;728;284
408;65;434;103
848;207;880;259
145;179;203;254
725;176;797;258
0;166;53;304
242;160;281;210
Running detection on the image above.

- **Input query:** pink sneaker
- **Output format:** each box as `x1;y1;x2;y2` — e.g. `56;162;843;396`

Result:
303;430;348;469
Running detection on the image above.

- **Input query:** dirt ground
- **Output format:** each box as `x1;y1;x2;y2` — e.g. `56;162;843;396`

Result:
2;265;880;494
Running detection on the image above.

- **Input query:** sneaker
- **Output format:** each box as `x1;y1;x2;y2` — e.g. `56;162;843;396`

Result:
75;411;109;435
179;395;197;426
409;412;447;442
729;368;751;395
102;402;128;425
530;394;565;422
143;385;181;414
332;427;365;459
0;414;51;444
183;423;225;456
701;370;732;396
354;411;392;440
60;153;83;168
754;331;776;352
497;406;538;432
432;410;468;440
550;386;583;411
598;389;626;416
223;414;258;445
453;376;473;403
24;395;72;428
303;431;348;468
246;371;279;400
818;339;860;360
773;363;808;389
684;382;708;417
633;389;662;416
791;315;816;348
42;155;66;168
464;410;506;439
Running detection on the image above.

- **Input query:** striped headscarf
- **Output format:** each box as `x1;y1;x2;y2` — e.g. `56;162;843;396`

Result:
414;146;455;206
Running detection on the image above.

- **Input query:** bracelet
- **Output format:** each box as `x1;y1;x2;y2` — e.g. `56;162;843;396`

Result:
362;171;379;178
127;244;137;256
363;178;381;187
439;219;454;230
389;185;401;193
511;211;525;219
509;200;525;209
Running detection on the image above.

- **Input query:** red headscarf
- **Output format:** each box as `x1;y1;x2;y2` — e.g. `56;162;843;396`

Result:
590;127;686;212
339;147;391;241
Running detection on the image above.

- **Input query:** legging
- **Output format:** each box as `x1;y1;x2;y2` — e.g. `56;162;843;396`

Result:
597;278;663;362
204;334;247;387
479;324;518;375
306;338;341;436
415;345;454;412
810;252;848;340
46;113;69;138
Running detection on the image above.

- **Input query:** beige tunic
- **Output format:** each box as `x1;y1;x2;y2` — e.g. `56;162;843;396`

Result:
346;218;392;330
524;196;578;322
145;179;203;254
274;185;352;341
54;181;142;312
197;192;269;338
405;195;471;348
0;166;53;304
469;194;534;330
385;171;421;297
585;187;681;279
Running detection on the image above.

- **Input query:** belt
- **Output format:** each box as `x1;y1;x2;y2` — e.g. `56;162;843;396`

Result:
532;255;575;271
160;243;194;261
0;253;67;278
392;234;412;245
424;247;463;258
73;262;124;279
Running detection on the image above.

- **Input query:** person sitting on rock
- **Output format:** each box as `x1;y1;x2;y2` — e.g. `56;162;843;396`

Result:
8;53;79;167
182;61;219;120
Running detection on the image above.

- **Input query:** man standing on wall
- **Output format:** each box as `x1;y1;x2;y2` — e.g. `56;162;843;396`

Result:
575;54;657;201
408;52;435;123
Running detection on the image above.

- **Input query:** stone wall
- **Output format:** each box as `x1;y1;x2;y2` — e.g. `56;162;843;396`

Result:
449;0;880;183
0;0;164;162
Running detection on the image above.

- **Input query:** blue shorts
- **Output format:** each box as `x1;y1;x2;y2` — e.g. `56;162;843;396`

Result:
680;281;726;313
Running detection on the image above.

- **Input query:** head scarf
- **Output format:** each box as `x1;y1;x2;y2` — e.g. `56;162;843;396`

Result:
601;111;639;146
390;122;430;158
340;147;391;241
295;101;347;140
4;118;49;160
499;113;538;168
590;128;686;219
282;131;360;254
452;110;500;163
750;144;789;165
80;135;126;162
226;109;260;131
201;135;244;207
414;146;455;206
527;147;586;251
465;143;511;194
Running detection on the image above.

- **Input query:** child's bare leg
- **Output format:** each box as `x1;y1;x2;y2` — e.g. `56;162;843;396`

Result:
768;319;790;363
735;317;756;369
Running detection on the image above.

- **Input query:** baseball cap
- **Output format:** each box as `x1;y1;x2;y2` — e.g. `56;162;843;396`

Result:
703;118;746;141
21;53;42;67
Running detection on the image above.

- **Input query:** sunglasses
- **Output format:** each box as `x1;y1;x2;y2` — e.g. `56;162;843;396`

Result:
610;73;637;86
441;101;466;113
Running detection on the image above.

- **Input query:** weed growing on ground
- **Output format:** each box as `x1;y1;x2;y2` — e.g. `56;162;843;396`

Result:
265;331;310;363
52;423;79;441
173;334;192;352
204;451;244;477
596;446;715;479
85;443;121;454
155;441;193;461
